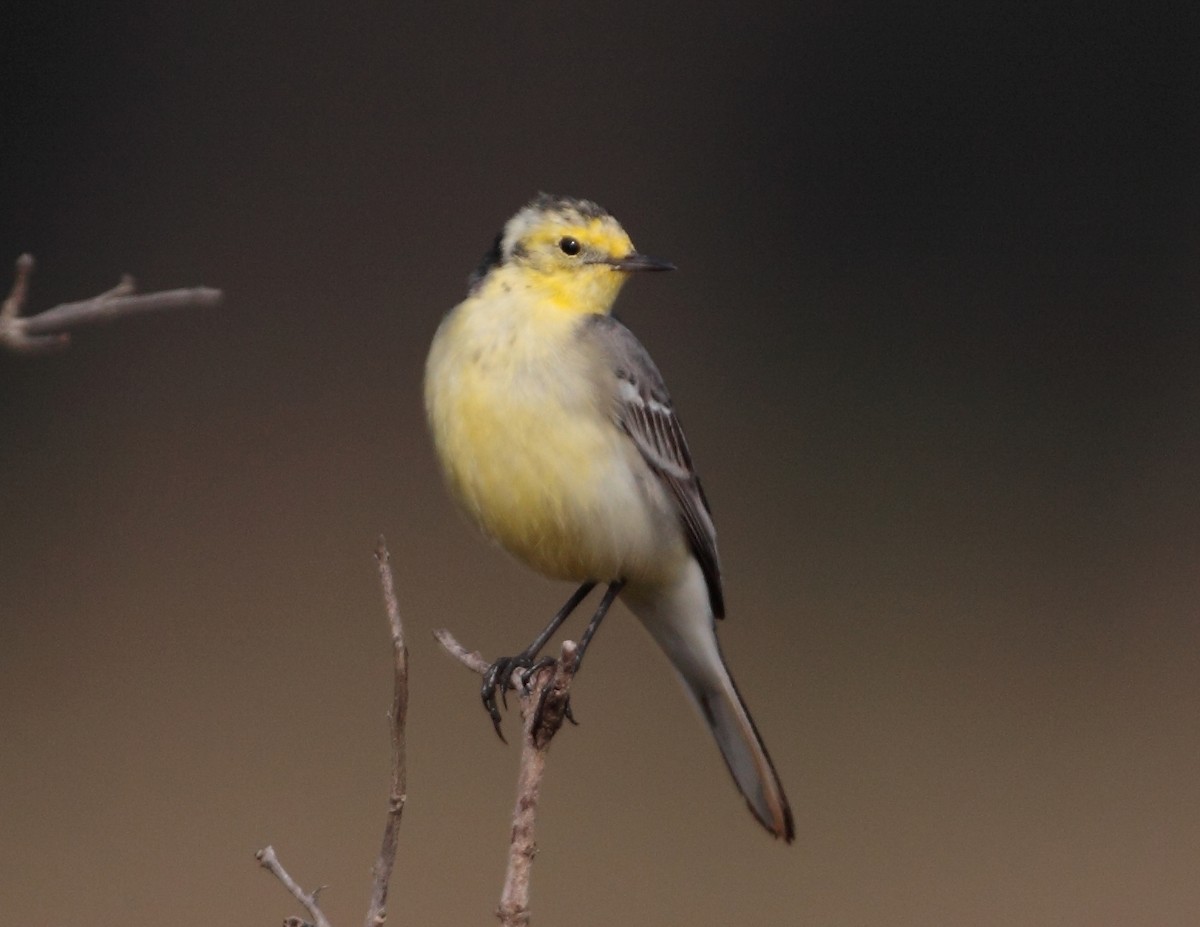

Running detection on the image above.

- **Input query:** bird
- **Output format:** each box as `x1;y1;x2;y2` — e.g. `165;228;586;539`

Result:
424;193;793;842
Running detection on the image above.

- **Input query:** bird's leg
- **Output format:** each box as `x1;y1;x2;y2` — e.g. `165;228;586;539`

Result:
533;580;625;729
519;579;625;689
482;581;596;739
575;579;624;663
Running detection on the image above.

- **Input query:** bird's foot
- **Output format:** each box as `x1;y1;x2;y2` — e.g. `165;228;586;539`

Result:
481;653;555;741
531;685;578;736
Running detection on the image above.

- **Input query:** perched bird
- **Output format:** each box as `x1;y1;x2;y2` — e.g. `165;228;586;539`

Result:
424;194;793;841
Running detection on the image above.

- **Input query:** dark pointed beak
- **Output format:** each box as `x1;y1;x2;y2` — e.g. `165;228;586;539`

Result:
607;252;676;272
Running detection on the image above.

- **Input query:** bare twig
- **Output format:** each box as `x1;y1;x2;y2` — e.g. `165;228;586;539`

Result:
255;846;334;927
0;255;33;325
0;253;222;354
365;538;409;927
258;541;410;927
435;630;580;927
432;628;490;675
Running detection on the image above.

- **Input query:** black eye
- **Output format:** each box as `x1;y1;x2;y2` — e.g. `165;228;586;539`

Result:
559;236;581;256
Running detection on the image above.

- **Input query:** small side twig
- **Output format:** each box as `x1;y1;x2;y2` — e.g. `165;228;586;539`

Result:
0;253;222;354
432;628;490;675
255;846;334;927
434;629;580;927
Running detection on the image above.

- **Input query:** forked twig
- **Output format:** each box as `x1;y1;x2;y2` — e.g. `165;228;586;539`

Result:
257;539;409;927
0;253;222;354
255;845;334;927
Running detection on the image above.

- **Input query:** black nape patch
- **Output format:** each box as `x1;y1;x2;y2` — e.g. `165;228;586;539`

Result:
468;232;504;292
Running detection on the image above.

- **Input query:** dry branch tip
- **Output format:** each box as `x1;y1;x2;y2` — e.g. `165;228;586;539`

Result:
255;845;334;927
1;252;224;354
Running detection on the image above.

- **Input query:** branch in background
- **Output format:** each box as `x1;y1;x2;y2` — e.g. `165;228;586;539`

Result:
257;539;409;927
0;253;223;354
365;538;409;927
434;629;580;927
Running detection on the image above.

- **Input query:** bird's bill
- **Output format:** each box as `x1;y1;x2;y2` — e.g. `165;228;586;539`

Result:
606;252;676;272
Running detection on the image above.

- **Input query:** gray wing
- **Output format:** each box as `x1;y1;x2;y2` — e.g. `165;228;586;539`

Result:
582;314;725;618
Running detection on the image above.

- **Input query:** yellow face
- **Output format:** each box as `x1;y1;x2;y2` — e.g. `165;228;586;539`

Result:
485;195;666;316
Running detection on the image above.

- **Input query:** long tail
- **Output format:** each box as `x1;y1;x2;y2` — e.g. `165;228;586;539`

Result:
623;561;794;842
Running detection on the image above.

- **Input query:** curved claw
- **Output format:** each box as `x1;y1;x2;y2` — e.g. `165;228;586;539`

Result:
518;656;557;692
481;660;515;742
481;653;543;741
531;688;578;735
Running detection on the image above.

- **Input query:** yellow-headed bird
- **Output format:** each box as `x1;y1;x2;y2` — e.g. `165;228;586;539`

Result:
425;194;793;841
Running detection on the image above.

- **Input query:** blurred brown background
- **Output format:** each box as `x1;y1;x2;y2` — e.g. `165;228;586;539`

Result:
1;3;1196;925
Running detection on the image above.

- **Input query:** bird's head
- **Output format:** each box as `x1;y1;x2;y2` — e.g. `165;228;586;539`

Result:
471;194;674;315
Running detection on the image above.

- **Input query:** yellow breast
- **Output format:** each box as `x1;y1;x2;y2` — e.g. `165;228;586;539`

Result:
425;291;610;578
424;277;690;588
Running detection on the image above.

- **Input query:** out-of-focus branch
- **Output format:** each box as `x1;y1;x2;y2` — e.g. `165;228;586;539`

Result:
365;538;409;927
257;539;409;927
434;629;580;927
0;253;223;354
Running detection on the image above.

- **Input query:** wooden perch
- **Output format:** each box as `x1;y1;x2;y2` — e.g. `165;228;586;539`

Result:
435;629;580;927
255;539;578;927
0;253;223;354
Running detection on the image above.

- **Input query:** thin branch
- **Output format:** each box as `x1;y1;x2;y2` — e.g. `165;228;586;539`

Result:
432;628;490;675
255;846;334;927
434;630;580;927
0;253;222;354
258;541;410;927
365;538;409;927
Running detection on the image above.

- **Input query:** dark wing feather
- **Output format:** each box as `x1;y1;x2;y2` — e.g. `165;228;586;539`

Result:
582;314;725;618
